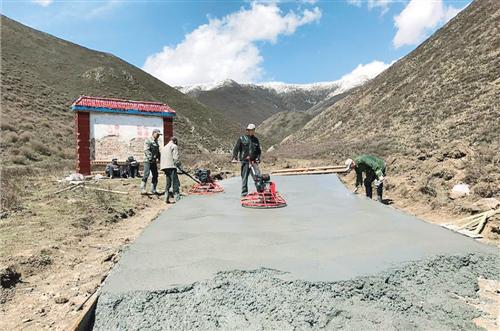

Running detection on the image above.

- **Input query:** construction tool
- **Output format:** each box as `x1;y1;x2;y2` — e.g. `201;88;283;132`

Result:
241;162;287;209
178;167;224;195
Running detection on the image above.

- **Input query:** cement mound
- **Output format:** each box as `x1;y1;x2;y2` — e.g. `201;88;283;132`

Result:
94;253;499;330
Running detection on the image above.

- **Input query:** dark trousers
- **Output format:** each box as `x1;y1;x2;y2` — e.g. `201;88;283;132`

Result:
364;172;383;200
241;162;259;196
163;168;180;196
142;162;158;186
128;165;139;178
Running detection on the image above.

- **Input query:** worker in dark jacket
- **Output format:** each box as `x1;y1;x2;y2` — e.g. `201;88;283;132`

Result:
345;155;386;202
232;123;262;196
141;129;161;194
126;156;139;178
105;158;120;178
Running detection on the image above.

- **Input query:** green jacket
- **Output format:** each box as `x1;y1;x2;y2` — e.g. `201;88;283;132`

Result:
144;138;160;163
354;155;386;187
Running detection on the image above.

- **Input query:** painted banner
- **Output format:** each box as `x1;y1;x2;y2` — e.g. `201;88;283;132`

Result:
89;113;163;161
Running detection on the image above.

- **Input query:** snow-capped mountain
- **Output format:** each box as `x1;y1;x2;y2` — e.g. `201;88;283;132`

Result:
177;63;390;127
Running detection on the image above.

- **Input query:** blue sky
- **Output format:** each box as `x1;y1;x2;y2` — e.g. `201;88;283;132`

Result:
2;0;470;85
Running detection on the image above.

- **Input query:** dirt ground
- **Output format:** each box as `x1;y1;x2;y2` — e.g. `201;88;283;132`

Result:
0;172;199;330
1;156;498;330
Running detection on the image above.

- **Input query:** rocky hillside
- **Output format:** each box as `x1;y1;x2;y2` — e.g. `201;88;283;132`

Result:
280;0;499;215
0;16;241;169
258;111;313;146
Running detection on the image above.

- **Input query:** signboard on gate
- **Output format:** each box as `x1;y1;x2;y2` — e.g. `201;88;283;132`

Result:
89;113;163;161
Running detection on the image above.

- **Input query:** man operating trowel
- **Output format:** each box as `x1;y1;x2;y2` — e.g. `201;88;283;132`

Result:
345;155;387;203
231;123;262;197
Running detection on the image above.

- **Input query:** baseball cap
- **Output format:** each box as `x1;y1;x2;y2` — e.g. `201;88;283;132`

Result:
152;129;162;135
246;123;256;130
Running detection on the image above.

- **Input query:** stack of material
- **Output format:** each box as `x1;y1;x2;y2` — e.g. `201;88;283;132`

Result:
442;209;499;238
271;165;348;176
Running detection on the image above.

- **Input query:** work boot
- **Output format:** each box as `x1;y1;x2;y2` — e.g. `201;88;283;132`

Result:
150;184;157;195
164;192;170;204
174;193;181;202
377;195;383;203
140;181;147;195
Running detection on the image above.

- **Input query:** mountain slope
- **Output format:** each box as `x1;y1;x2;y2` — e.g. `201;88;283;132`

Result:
0;16;241;168
258;111;313;146
181;80;292;127
280;0;499;211
180;79;361;127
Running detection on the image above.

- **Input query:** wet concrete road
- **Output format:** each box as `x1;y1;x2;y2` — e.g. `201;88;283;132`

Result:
101;175;494;293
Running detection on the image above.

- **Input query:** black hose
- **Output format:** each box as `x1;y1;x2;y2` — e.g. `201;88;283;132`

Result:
177;166;201;184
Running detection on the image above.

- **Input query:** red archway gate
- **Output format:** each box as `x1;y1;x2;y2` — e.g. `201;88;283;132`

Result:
72;96;176;175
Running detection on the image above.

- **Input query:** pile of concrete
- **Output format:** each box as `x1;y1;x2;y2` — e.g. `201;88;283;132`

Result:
95;254;498;330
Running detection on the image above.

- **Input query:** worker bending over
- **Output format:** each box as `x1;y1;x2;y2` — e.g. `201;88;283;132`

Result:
345;155;386;202
141;129;161;194
160;136;181;203
232;124;262;197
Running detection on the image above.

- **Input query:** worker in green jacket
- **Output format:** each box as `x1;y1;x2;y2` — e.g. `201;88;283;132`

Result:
345;155;386;202
140;129;161;195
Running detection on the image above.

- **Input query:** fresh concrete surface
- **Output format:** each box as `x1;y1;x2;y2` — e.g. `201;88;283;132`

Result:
102;175;495;293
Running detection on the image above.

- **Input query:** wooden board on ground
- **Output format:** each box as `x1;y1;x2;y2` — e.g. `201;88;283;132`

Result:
272;167;348;176
271;165;346;174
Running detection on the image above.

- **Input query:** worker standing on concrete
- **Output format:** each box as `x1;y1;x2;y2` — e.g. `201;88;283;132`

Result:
232;124;262;196
160;137;181;203
345;155;386;202
141;129;161;195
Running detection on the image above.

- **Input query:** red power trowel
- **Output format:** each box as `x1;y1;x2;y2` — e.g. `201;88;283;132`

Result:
240;162;287;209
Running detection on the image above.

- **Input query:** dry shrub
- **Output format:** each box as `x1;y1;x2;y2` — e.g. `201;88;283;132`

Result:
20;146;40;161
3;131;19;143
9;155;28;165
19;132;33;142
30;141;52;156
21;123;35;131
0;122;16;132
1;169;25;211
474;183;498;198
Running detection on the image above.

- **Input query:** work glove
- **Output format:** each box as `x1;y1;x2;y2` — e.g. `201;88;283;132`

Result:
175;160;182;168
231;158;238;164
374;176;385;187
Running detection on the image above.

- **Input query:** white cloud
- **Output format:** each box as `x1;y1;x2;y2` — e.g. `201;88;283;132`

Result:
347;0;362;6
32;0;53;7
347;0;392;13
338;60;392;90
393;0;463;48
143;2;321;86
87;0;121;18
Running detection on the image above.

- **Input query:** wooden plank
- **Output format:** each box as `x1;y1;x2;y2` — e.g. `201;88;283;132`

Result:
273;169;347;176
271;165;346;174
83;186;128;195
69;292;99;331
49;183;83;196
